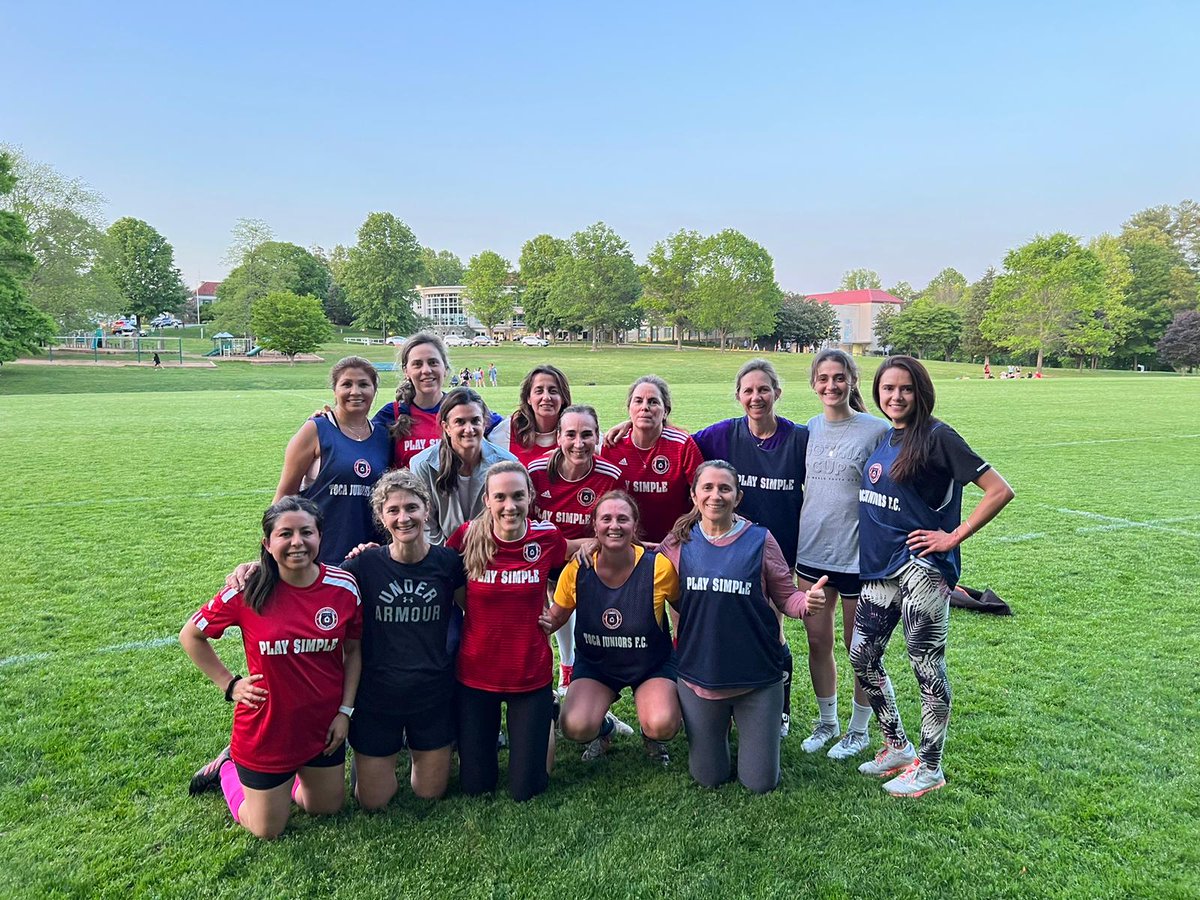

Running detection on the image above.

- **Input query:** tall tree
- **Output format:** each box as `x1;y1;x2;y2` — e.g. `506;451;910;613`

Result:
1114;237;1193;368
250;291;332;363
983;233;1104;373
1123;200;1200;274
1157;310;1200;372
776;294;840;348
839;268;881;291
518;234;568;337
213;242;328;335
340;212;424;338
1065;234;1133;369
309;244;352;325
960;267;1001;365
549;222;641;351
873;305;899;352
99;217;188;326
886;280;917;303
639;229;703;350
0;152;55;364
693;229;781;350
889;299;962;360
222;218;274;269
463;250;515;333
920;267;968;308
420;247;465;286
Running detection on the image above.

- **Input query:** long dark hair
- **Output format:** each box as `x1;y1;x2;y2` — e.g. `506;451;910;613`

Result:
872;355;938;482
391;333;450;440
667;460;740;546
512;365;572;448
245;496;323;613
548;403;599;482
810;348;867;413
434;387;491;494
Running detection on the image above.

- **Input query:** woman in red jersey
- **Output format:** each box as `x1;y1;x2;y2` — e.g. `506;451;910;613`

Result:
446;461;567;801
182;497;362;840
488;364;573;467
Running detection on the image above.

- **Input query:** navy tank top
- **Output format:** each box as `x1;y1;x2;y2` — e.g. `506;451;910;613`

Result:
675;524;783;691
726;417;807;568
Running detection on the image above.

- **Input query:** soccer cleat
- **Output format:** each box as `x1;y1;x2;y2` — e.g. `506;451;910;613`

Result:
643;737;670;767
827;729;870;760
780;713;791;739
858;741;917;777
557;664;573;697
884;760;946;797
800;719;840;754
605;712;634;737
581;734;612;761
189;745;231;795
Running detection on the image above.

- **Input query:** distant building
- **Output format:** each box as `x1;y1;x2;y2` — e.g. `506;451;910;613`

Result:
413;285;525;337
191;281;221;323
804;289;905;354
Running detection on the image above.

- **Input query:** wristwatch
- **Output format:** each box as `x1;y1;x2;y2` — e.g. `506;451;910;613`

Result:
338;705;355;718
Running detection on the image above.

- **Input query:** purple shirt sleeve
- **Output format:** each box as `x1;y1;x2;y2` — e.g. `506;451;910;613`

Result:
691;418;738;463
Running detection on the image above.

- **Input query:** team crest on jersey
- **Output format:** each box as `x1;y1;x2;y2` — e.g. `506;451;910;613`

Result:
602;608;623;630
868;462;882;484
523;542;542;562
353;458;372;478
652;455;670;475
315;607;339;631
577;487;596;507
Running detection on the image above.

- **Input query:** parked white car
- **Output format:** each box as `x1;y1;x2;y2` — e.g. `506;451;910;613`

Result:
471;335;497;347
385;335;408;345
520;335;549;347
443;335;472;348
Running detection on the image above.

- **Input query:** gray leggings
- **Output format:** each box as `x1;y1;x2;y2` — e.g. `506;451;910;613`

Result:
677;679;784;794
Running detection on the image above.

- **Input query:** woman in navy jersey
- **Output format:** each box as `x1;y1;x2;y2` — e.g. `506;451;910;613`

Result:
660;461;824;793
541;491;681;765
793;349;891;760
840;356;1013;797
277;357;391;564
182;497;362;840
489;364;572;467
447;461;568;801
338;470;466;809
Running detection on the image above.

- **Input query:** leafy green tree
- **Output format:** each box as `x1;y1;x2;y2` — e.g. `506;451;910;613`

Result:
693;229;781;350
463;250;515;333
99;217;188;326
1157;310;1200;372
776;293;839;348
1123;200;1200;274
960;267;1001;364
639;229;703;350
874;304;899;351
309;244;352;325
421;247;465;286
839;268;881;291
1113;238;1193;368
886;281;916;303
341;213;424;338
889;299;962;360
222;218;274;268
1065;234;1133;369
518;234;568;337
920;267;968;308
549;222;641;350
250;291;331;363
983;233;1105;373
0;153;54;365
213;242;329;335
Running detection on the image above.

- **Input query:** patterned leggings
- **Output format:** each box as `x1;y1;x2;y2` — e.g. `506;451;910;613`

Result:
850;560;953;770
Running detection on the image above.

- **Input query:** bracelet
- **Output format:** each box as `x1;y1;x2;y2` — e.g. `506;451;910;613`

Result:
224;674;243;702
337;705;355;718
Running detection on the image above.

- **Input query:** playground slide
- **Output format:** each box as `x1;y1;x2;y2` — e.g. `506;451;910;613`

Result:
203;348;221;357
247;346;263;357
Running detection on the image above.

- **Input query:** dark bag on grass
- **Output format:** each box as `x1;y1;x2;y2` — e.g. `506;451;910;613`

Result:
950;584;1012;616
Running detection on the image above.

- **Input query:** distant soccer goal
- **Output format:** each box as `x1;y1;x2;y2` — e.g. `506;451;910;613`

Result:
47;335;184;365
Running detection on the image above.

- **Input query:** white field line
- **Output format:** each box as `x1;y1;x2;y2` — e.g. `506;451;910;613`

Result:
1;634;182;669
994;532;1046;543
1050;507;1200;538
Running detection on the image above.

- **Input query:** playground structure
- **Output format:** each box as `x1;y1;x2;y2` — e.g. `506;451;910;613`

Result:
204;333;259;357
49;334;184;364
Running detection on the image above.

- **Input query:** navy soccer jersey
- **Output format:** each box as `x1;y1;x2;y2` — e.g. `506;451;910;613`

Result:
722;416;807;569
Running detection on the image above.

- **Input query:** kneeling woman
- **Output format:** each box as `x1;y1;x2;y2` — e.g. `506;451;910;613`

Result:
338;470;466;809
181;497;362;840
447;461;567;801
541;491;681;764
659;462;823;794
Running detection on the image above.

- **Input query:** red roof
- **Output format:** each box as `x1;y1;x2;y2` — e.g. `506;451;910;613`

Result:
804;289;904;306
194;281;222;296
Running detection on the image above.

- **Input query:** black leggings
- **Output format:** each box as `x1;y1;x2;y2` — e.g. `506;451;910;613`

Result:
456;683;552;802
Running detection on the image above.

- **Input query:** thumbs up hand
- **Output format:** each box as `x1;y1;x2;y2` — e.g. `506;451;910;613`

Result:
805;575;829;615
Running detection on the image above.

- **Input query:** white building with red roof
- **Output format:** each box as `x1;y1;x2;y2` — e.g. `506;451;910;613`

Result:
803;289;905;355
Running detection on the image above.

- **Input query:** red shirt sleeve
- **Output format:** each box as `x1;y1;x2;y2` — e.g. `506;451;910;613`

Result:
190;587;243;638
681;435;704;486
446;523;469;553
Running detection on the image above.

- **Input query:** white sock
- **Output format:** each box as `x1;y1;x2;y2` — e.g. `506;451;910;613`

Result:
555;611;576;667
849;700;873;733
816;694;838;726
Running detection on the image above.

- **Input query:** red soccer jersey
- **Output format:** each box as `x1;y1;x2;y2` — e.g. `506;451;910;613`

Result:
528;453;623;540
446;519;567;692
602;426;705;543
488;415;558;468
391;401;442;469
191;564;363;773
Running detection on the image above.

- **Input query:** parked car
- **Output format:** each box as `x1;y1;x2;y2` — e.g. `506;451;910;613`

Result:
385;335;409;345
443;335;472;348
520;335;549;347
471;335;497;347
113;325;139;336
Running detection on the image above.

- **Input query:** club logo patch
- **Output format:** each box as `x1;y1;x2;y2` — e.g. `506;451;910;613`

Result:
652;455;670;475
523;542;542;562
577;487;596;507
353;458;372;478
602;608;623;630
868;463;882;484
315;607;339;631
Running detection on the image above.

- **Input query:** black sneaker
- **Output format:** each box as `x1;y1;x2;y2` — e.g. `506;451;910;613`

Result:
643;737;670;767
189;745;231;795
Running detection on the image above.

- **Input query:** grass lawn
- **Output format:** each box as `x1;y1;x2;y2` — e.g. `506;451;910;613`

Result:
0;348;1197;899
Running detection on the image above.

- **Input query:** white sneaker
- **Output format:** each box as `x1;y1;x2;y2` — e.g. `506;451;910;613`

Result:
780;713;791;739
605;712;634;737
858;741;917;777
800;719;840;754
884;760;946;797
581;734;611;761
827;729;870;760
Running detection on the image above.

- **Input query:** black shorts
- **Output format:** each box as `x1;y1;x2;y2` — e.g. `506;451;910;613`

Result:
235;743;346;791
571;653;678;698
795;565;862;600
349;700;456;757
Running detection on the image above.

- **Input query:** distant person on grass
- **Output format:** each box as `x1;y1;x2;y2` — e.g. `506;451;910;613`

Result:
183;497;362;840
488;363;498;387
839;355;1014;797
152;352;162;369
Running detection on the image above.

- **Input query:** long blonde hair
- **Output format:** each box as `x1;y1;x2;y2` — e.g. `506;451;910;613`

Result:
460;461;534;580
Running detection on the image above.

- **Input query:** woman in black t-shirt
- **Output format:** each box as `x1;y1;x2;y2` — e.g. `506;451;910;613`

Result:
339;469;466;809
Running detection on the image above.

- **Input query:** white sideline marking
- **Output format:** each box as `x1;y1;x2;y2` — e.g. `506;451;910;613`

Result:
1052;507;1200;538
0;652;52;668
995;532;1046;543
0;635;178;669
1;489;274;512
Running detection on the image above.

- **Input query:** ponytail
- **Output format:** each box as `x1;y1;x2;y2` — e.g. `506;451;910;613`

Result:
461;509;499;581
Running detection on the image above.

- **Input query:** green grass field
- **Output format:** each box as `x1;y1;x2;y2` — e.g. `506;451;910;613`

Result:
1;348;1197;899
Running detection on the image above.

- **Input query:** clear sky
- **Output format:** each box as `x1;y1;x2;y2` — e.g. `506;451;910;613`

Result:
4;0;1197;293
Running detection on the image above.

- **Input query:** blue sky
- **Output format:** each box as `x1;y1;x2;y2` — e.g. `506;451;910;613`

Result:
4;1;1197;293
